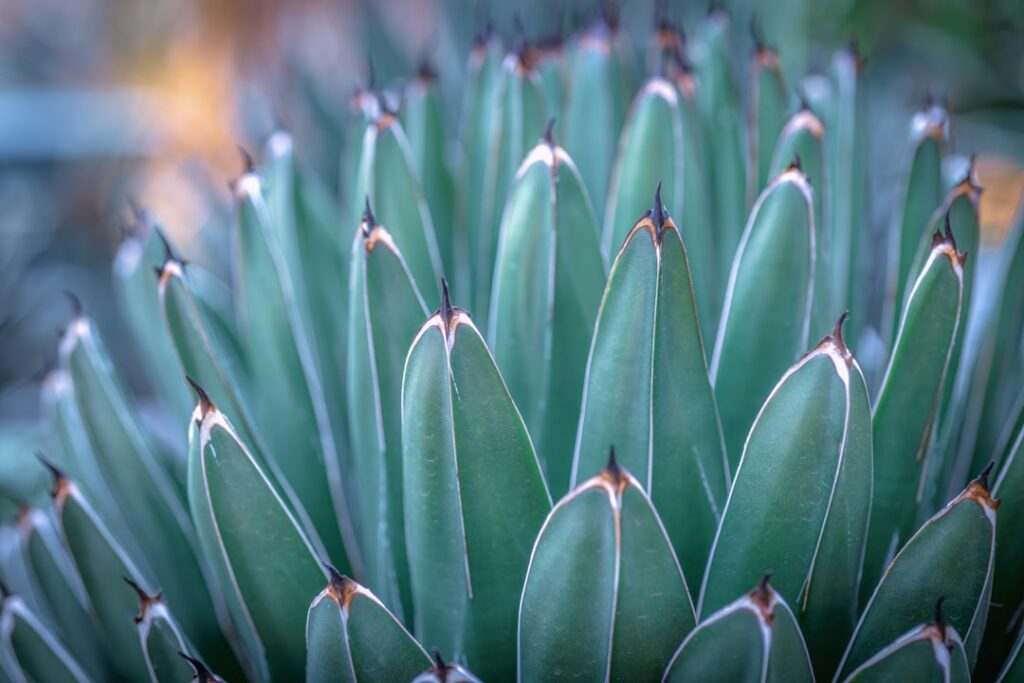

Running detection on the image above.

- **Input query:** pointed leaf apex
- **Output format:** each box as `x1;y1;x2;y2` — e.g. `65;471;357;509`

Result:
543;117;556;146
605;446;620;478
440;277;454;323
35;452;69;501
123;576;161;624
179;652;219;683
960;461;1000;513
749;572;777;624
324;564;359;609
361;195;377;237
934;596;946;635
64;291;83;318
977;461;995;491
185;376;215;418
653;181;666;227
238;145;255;174
155;227;179;264
433;648;447;671
791;152;803;172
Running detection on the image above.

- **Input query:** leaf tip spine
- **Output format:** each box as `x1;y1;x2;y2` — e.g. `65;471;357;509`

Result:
749;571;777;625
179;651;220;683
185;376;215;420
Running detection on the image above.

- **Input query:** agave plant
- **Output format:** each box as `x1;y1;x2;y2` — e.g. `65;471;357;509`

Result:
2;7;1024;683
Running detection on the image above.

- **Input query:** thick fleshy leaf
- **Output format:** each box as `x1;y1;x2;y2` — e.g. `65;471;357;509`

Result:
665;577;813;683
518;459;695;681
187;391;326;681
402;68;455;276
573;195;727;587
352;112;443;301
749;45;787;196
346;209;428;623
130;582;196;683
885;105;948;343
112;218;192;426
16;507;109;679
411;655;483;683
837;473;997;678
454;35;504;300
711;165;818;468
998;622;1024;683
488;138;605;495
701;318;872;678
233;172;354;570
305;569;431;683
978;423;1024;677
52;476;152;680
840;619;970;683
467;50;548;318
0;595;88;683
690;9;747;284
863;229;965;593
404;285;551;678
563;19;632;227
57;316;234;667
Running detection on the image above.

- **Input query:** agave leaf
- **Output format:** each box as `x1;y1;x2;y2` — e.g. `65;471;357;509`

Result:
57;316;234;664
862;228;965;593
518;456;695;681
454;34;504;300
488;137;605;495
665;576;813;683
749;45;788;196
404;283;551;678
411;653;483;683
468;49;548;318
885;105;948;343
977;424;1024;677
305;568;431;683
563;19;631;227
346;207;428;623
840;617;970;683
402;67;455;276
128;581;196;683
233;171;355;571
573;191;727;586
836;472;998;678
0;594;88;683
187;388;326;681
341;89;380;226
710;165;818;468
690;9;747;285
112;218;193;426
16;507;109;679
352;111;443;301
998;622;1024;683
701;316;871;677
51;475;152;680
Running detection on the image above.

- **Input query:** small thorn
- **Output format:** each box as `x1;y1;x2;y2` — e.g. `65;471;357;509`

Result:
791;152;803;171
416;58;437;82
944;212;953;241
35;452;64;491
652;181;666;229
0;580;10;600
432;648;447;671
604;445;621;478
238;146;255;174
543;117;556;146
179;652;217;683
64;291;82;318
758;571;773;593
362;196;376;236
934;596;946;635
976;461;995;492
153;266;163;281
122;576;150;603
440;278;453;323
155;228;178;264
323;563;346;592
185;376;214;417
833;311;849;339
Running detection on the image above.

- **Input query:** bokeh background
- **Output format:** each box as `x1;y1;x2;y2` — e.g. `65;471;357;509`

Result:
2;0;1024;432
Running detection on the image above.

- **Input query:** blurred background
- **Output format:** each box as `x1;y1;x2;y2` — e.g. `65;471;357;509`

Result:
1;0;1024;431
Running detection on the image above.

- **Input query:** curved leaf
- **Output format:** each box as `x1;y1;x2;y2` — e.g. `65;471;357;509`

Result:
840;619;970;683
0;595;88;683
749;46;787;196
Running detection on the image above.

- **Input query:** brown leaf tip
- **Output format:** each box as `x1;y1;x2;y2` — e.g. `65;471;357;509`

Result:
433;278;470;341
361;196;377;237
179;652;222;683
825;311;853;366
961;461;1000;512
788;151;803;173
35;452;70;503
598;445;631;495
933;596;946;638
542;117;556;147
238;145;255;175
185;376;215;420
324;564;359;610
123;576;162;624
931;211;968;268
749;571;776;626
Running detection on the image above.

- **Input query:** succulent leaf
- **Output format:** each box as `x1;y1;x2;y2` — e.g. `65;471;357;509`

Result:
839;614;970;683
749;46;787;196
0;594;89;683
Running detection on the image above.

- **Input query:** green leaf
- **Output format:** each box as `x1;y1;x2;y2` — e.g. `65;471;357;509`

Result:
57;316;234;665
749;46;788;195
840;618;971;683
664;576;813;683
0;595;89;683
467;51;548;319
403;284;550;679
563;20;631;228
690;9;747;287
233;172;355;571
402;70;455;277
518;457;696;681
998;622;1024;683
187;389;326;681
127;580;196;683
700;317;872;678
836;472;998;678
352;112;443;302
112;218;192;426
534;46;564;122
305;568;431;683
885;105;948;343
411;654;483;683
862;230;965;594
52;476;152;680
710;166;818;468
488;138;605;495
573;193;727;587
346;209;428;624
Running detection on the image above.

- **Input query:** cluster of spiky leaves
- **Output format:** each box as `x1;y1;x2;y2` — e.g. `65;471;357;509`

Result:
1;8;1024;683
